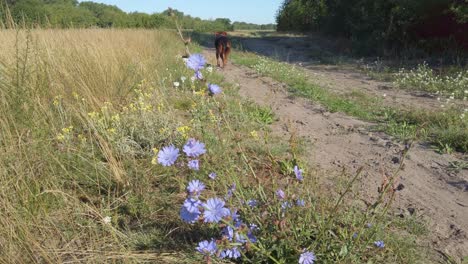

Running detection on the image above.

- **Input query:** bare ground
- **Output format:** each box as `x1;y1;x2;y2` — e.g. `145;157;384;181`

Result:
202;43;468;262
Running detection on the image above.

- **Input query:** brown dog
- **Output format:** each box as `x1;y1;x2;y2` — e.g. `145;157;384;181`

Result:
215;32;231;68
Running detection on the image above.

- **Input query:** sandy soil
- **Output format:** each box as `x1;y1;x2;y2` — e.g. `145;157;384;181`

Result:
202;43;468;261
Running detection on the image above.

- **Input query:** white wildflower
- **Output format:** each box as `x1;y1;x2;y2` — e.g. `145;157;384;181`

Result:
173;81;180;87
103;216;112;224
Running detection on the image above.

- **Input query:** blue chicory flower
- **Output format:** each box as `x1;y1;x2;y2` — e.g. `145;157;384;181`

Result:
299;250;316;264
220;247;241;259
222;226;234;241
203;197;230;223
374;240;385;248
282;201;292;210
226;183;236;198
276;189;286;200
186;53;206;71
209;172;217;180
157;145;180;166
247;199;258;208
228;208;240;222
183;138;206;157
208;83;222;95
296;199;305;207
187;179;205;196
188;160;200;170
196;239;217;256
180;205;200;223
294;165;303;181
194;70;203;80
183;198;202;213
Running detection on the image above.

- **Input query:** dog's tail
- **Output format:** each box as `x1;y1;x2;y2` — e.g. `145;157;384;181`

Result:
224;40;231;53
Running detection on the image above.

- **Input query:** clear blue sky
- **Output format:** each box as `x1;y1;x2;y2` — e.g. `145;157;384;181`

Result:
79;0;283;24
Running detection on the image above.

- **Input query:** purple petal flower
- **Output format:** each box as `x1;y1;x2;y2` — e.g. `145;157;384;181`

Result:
227;183;236;197
235;231;248;243
188;160;200;170
183;138;206;157
220;247;241;259
209;172;217;180
180;205;200;223
194;70;203;80
294;165;303;181
208;83;222;95
247;199;258;207
281;201;292;210
276;189;286;200
296;199;305;207
249;223;259;231
183;198;202;213
228;208;240;222
299;250;316;264
374;240;385;248
157;145;180;166
203;197;230;223
352;233;358;239
187;179;205;196
222;226;234;241
186;53;206;71
196;239;217;256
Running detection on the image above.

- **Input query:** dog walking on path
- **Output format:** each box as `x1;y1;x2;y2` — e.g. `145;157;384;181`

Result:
215;32;231;68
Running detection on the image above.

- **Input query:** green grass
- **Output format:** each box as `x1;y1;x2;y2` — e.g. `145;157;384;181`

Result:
232;52;468;153
0;29;431;263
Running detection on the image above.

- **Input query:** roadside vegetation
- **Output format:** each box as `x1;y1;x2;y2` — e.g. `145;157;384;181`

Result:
0;28;428;263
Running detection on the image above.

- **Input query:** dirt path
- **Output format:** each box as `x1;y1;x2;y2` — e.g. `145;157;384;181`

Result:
236;37;468;111
202;48;468;261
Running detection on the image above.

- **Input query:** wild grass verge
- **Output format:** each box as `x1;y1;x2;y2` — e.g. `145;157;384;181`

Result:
0;29;426;263
231;52;468;153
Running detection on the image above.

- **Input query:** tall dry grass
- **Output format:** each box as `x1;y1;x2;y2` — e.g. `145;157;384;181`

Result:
0;29;187;263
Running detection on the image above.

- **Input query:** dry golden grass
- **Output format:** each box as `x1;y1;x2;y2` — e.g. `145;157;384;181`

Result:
0;29;187;263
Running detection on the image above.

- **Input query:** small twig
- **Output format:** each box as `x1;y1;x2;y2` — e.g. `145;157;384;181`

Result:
171;12;191;56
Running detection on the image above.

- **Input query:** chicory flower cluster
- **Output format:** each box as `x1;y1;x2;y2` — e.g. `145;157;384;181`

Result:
185;53;222;95
158;138;206;170
180;178;258;261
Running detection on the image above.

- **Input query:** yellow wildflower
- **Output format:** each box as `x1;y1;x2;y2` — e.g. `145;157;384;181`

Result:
111;114;120;122
107;128;116;135
78;134;87;143
177;126;191;139
250;130;259;140
62;126;73;134
56;133;65;141
88;111;99;119
53;95;62;106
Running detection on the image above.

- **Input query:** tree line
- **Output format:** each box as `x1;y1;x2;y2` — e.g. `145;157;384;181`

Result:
276;0;467;55
0;0;275;31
